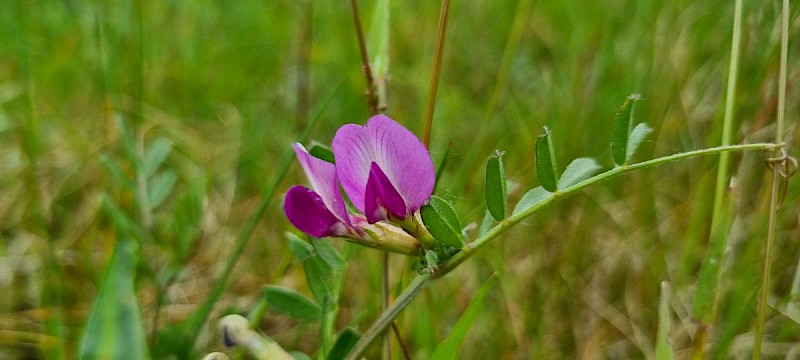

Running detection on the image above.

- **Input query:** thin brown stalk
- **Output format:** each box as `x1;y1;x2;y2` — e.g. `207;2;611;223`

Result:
753;0;789;357
349;0;380;115
421;0;453;148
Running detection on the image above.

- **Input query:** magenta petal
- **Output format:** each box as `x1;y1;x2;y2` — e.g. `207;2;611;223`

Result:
293;143;350;226
284;186;344;238
364;162;407;223
332;115;435;215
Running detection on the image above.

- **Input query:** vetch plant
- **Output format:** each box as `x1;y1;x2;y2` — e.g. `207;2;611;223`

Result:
44;1;793;359
214;93;780;360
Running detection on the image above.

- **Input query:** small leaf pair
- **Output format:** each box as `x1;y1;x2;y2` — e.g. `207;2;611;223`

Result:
611;94;652;166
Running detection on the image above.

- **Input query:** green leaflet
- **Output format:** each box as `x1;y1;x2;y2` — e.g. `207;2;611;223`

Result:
262;285;322;322
485;151;508;221
147;169;177;209
626;122;653;163
286;232;314;261
557;157;602;190
311;238;345;271
512;187;552;217
143;137;172;177
535;126;558;192
421;196;465;248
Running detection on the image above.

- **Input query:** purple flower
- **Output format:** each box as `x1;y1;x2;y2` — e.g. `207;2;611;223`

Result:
332;115;435;223
283;115;433;254
284;144;351;238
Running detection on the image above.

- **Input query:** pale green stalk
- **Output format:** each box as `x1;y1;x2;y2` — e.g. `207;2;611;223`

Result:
753;0;789;357
345;143;777;359
690;1;743;358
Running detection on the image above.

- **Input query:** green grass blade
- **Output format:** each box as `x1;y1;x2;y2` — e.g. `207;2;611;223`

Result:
656;282;673;360
485;151;508;221
430;274;496;360
78;238;149;360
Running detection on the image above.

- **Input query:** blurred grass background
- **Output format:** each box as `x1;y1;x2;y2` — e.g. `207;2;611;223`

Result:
1;0;798;358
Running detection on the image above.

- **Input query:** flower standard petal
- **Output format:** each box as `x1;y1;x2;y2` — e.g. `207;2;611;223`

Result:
332;115;435;215
364;162;407;223
284;186;345;238
292;143;350;226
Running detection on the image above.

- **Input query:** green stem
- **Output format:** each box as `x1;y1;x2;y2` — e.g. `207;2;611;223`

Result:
753;0;789;357
345;142;777;359
421;0;453;148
